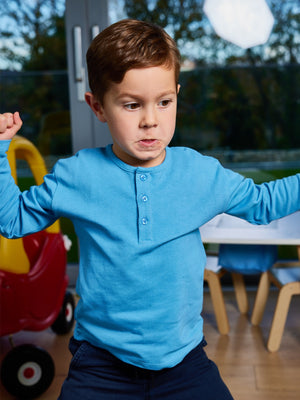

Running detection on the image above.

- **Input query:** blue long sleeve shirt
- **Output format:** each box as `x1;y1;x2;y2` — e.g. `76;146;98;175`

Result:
0;141;299;369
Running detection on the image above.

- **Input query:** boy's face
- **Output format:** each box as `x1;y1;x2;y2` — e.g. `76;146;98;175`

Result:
85;66;179;168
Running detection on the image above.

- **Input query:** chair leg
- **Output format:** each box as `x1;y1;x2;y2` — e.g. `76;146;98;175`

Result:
267;284;294;352
231;272;248;314
251;271;270;325
204;270;230;335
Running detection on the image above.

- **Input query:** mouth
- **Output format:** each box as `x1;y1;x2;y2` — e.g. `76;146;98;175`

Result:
139;139;158;147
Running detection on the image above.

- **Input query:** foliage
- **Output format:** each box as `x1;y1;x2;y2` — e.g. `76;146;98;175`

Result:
0;70;70;151
124;0;205;45
124;0;300;65
124;0;300;151
0;0;66;71
174;65;300;151
0;0;70;155
1;0;300;153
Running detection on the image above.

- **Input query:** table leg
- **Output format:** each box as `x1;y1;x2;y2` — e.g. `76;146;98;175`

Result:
251;271;270;325
204;269;230;335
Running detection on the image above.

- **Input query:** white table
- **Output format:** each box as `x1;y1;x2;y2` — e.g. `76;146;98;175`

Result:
199;211;300;338
200;211;300;246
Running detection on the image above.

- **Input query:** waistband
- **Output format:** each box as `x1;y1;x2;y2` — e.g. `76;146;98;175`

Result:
69;336;207;380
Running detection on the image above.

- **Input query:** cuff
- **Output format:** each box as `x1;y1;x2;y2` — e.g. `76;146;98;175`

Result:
0;140;12;153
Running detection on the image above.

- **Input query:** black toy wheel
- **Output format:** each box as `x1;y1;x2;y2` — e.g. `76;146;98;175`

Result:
51;291;75;334
0;344;55;399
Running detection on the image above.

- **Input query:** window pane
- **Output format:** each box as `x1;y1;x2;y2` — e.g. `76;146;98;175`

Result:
0;0;71;162
0;0;77;262
109;0;300;167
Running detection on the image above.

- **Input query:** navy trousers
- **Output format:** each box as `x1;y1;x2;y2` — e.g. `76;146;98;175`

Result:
58;337;234;399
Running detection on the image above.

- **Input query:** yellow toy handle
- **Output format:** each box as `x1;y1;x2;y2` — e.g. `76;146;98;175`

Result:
0;136;60;273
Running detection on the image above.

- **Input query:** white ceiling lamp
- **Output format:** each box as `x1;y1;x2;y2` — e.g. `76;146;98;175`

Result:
203;0;275;49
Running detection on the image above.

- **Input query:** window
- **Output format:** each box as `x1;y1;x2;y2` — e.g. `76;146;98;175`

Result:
109;0;300;167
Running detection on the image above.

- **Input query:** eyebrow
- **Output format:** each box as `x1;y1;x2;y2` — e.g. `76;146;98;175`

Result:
116;90;177;102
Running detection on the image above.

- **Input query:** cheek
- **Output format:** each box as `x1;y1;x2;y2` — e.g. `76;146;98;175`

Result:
108;117;132;139
163;110;176;133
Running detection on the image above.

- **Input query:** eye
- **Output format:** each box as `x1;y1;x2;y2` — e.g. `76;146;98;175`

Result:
158;99;172;107
124;102;140;110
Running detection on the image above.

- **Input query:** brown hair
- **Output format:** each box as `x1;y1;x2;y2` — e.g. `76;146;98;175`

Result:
86;19;181;104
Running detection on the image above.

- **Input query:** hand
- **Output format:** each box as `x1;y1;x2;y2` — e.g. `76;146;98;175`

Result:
0;112;23;140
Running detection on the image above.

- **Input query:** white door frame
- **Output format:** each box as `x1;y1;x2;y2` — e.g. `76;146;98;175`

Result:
65;0;112;153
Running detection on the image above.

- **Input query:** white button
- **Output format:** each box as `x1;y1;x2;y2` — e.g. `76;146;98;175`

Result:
141;195;148;202
141;217;148;225
140;174;147;181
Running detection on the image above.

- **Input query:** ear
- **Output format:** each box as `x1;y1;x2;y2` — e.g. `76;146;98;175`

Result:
177;84;181;94
85;92;107;122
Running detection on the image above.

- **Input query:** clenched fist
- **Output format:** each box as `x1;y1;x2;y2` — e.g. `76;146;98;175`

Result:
0;112;23;140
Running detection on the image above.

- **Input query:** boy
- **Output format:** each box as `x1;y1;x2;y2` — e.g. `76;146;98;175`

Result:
0;19;299;399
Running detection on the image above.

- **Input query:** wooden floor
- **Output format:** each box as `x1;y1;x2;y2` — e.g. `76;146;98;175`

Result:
1;288;299;399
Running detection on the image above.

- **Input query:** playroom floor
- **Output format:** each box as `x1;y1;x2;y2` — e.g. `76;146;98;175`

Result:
1;288;300;400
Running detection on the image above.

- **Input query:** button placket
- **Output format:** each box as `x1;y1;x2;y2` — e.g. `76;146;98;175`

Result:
136;172;152;241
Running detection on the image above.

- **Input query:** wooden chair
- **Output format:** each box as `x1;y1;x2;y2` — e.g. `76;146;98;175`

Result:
204;255;249;335
204;244;278;335
251;246;300;352
204;256;230;335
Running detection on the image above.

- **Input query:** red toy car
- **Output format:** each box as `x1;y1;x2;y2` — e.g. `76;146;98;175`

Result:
0;136;75;399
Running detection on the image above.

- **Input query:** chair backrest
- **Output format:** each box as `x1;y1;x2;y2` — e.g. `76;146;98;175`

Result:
271;266;300;285
218;244;278;274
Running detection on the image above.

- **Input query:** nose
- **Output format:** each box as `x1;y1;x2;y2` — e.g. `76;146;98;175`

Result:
140;105;158;128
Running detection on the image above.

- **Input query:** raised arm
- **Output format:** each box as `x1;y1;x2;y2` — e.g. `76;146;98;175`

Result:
0;112;58;238
0;112;23;140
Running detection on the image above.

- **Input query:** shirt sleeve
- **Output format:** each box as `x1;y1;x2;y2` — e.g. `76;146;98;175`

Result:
220;164;300;224
0;140;58;238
